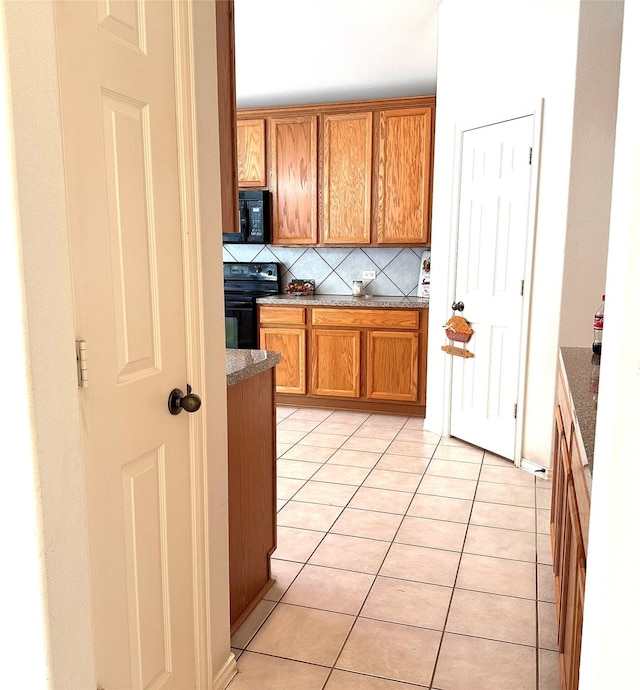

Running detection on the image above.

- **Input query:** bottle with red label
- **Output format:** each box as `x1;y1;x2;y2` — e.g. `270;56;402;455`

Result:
592;294;605;355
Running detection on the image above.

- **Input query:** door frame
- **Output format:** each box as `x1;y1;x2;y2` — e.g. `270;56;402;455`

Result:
443;101;543;465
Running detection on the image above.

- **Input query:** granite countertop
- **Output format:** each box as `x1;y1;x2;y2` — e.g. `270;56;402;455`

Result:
560;346;597;486
256;294;429;308
226;349;281;387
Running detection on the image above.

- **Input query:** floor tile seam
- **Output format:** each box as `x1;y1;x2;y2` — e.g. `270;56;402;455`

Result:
472;497;538;509
392;539;463;555
237;648;335;672
331;657;433;689
476;477;539;488
452;583;539;602
468;520;536;534
325;450;438;676
426;451;485;688
353;611;452;636
322;668;429;690
304;560;388;577
460;549;541;567
437;629;542;651
415;489;478;501
342;460;428;475
370;572;454;594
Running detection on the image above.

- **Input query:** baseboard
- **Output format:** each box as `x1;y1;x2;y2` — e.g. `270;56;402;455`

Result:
520;457;549;479
212;651;237;690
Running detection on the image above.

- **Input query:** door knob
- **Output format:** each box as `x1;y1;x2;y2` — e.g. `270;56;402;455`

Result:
168;384;202;415
451;301;465;312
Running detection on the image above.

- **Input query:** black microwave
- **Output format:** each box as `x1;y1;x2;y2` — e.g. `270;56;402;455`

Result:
223;189;270;244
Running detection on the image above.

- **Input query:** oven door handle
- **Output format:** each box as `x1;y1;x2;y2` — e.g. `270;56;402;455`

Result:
225;297;256;309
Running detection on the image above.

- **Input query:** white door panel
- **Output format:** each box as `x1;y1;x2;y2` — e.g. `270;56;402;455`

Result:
450;116;534;460
55;1;197;687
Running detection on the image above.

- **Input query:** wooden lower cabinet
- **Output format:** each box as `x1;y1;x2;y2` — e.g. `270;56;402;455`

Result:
550;360;590;690
227;367;276;634
260;327;306;394
366;330;419;402
260;304;427;415
310;328;360;397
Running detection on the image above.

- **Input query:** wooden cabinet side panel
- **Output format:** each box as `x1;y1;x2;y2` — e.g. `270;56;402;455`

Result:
215;0;239;236
321;112;372;245
311;329;360;398
227;369;276;628
269;116;318;245
237;118;266;187
260;327;306;394
366;331;419;402
376;107;432;245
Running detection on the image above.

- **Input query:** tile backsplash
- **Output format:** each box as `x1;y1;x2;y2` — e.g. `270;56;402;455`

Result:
223;245;431;297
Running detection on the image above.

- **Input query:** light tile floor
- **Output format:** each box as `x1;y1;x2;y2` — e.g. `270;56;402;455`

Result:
228;407;560;690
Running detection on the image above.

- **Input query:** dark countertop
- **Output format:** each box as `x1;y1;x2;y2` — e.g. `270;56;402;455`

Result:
226;349;281;387
560;347;597;486
256;294;429;308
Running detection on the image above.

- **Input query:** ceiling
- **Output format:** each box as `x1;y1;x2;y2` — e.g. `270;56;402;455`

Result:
234;0;440;109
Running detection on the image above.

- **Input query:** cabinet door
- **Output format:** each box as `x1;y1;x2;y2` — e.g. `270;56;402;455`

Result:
366;331;419;402
260;327;306;394
311;329;360;398
237;118;266;187
269;116;318;244
559;485;586;690
376;107;433;245
321;112;372;244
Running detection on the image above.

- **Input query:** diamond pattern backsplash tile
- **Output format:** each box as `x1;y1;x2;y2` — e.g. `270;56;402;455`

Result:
223;245;430;297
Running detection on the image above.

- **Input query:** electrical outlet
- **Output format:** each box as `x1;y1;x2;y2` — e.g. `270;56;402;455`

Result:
362;270;377;280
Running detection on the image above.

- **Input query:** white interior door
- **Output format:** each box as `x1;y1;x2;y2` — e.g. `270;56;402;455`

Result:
450;116;534;460
56;2;199;687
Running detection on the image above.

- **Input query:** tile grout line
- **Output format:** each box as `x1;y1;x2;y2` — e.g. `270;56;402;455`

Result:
235;408;387;657
427;442;484;690
237;410;556;688
319;415;428;689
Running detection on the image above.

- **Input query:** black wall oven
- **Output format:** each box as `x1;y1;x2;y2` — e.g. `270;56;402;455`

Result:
223;262;280;349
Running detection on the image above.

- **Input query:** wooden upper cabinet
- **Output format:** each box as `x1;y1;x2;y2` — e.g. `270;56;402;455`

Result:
238;97;435;247
237;118;266;188
269;116;318;245
376;107;433;245
321;112;373;245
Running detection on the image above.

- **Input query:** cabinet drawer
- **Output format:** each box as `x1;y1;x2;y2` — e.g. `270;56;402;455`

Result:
311;308;419;329
260;306;306;326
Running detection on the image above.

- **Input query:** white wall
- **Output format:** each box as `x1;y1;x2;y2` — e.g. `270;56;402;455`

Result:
559;1;623;347
234;0;438;108
580;2;640;684
426;0;582;467
2;2;96;686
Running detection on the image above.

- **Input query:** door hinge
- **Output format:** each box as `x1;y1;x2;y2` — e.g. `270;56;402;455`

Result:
76;339;88;388
514;403;518;418
520;280;525;296
528;147;532;165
